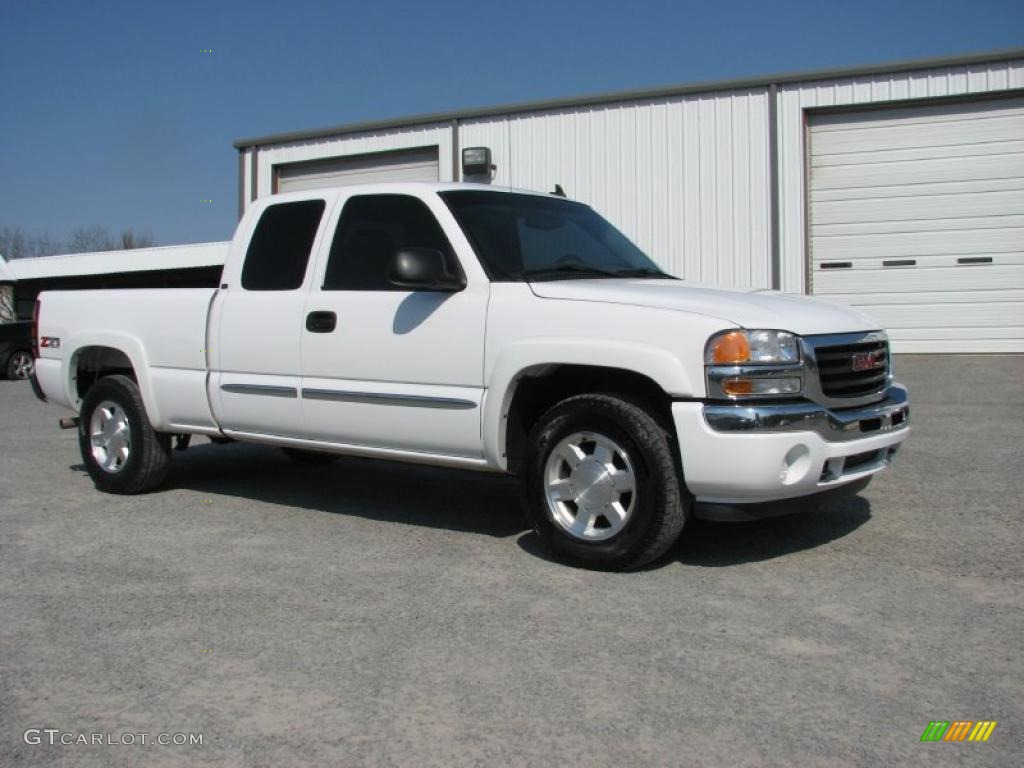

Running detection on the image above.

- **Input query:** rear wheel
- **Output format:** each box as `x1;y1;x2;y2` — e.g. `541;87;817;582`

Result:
522;394;689;570
78;375;171;494
281;447;340;465
6;350;33;380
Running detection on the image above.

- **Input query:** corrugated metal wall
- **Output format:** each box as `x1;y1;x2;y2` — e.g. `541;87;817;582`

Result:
777;58;1024;293
460;91;771;288
244;55;1024;300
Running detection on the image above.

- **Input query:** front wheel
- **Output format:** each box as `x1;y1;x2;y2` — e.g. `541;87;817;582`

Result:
522;394;689;570
78;375;171;494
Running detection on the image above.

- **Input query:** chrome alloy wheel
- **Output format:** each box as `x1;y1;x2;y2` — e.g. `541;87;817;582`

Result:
89;400;132;473
9;351;34;379
543;431;637;542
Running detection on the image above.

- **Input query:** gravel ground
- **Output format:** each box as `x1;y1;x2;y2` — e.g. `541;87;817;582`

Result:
1;354;1021;767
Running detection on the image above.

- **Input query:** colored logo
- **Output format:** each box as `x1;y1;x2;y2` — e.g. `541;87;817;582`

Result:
920;721;997;742
851;349;885;372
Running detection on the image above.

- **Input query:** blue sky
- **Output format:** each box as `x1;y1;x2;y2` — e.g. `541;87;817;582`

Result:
1;0;1021;248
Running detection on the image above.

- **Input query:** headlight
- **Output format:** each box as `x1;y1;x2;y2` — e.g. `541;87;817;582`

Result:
705;329;804;400
705;329;800;365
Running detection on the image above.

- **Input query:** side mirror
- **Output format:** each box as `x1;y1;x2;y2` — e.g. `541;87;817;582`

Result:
389;248;465;292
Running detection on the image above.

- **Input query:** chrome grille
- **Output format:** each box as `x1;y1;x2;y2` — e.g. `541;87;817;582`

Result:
813;338;889;399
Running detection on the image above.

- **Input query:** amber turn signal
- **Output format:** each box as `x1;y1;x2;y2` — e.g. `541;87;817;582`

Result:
710;331;751;364
722;379;754;395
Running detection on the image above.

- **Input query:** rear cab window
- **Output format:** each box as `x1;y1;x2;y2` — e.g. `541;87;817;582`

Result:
241;200;326;290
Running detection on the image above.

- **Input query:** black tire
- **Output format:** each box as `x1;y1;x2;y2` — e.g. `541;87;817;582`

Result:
6;349;34;380
522;394;689;570
280;447;341;465
78;374;171;494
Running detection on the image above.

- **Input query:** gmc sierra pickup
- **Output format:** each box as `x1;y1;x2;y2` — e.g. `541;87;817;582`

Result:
32;183;910;569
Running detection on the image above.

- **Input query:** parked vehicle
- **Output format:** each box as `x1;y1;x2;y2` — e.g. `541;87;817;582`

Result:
1;321;34;380
31;183;910;569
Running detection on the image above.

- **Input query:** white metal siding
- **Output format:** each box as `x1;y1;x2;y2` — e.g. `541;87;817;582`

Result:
808;97;1024;353
461;91;771;288
239;148;252;210
275;147;439;193
777;58;1024;295
243;54;1024;353
252;123;454;202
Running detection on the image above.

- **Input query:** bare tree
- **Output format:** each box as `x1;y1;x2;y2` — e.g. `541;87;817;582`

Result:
68;226;116;253
120;228;155;250
0;227;30;259
1;225;157;258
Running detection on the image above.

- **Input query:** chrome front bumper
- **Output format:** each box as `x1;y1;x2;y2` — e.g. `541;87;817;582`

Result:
703;384;909;442
672;385;911;506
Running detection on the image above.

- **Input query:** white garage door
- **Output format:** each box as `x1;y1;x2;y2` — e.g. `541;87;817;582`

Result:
809;97;1024;353
275;146;440;194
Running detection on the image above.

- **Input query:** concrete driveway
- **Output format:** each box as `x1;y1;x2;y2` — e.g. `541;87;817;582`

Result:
1;355;1021;767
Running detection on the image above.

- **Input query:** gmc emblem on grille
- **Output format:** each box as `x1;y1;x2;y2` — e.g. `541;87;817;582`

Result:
851;350;885;372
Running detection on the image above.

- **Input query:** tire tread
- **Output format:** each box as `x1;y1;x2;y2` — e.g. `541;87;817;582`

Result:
79;374;171;494
524;393;689;570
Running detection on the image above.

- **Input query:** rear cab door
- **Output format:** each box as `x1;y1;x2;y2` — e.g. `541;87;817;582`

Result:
208;194;332;438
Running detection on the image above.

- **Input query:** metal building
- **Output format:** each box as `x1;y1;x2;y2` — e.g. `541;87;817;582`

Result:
235;50;1024;353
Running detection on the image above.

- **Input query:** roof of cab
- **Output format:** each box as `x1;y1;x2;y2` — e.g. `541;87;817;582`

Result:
262;181;562;202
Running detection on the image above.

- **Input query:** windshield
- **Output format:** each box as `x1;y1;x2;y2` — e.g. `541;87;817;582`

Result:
439;191;671;282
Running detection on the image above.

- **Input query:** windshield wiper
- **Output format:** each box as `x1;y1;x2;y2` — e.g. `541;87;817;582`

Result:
613;267;673;278
519;265;622;280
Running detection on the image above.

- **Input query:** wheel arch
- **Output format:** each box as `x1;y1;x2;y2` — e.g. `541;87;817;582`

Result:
64;335;162;427
484;340;695;472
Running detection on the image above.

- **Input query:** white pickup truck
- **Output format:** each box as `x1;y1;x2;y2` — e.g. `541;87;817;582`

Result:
32;183;909;569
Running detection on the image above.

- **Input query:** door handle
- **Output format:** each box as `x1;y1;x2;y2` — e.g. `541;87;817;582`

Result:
306;311;337;333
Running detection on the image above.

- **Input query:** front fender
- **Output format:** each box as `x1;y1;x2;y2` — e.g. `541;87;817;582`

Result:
482;338;697;470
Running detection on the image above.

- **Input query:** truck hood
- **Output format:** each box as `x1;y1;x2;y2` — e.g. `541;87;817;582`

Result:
528;279;878;335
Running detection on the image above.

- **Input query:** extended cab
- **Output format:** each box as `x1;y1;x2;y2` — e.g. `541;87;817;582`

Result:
32;183;910;569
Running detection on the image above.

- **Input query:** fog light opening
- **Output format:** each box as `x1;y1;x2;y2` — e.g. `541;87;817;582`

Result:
780;444;812;485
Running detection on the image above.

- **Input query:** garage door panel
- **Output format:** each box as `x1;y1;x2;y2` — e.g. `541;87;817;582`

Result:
829;301;1023;329
813;228;1023;260
811;153;1024;191
811;114;1024;156
813;264;1024;294
811;98;1018;131
813;176;1024;203
811;189;1024;225
813;138;1024;168
813;288;1024;305
276;147;440;194
889;337;1023;353
813;213;1024;237
886;326;1024;341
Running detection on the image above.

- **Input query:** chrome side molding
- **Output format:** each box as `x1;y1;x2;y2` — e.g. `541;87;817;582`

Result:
220;383;298;398
301;389;476;410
